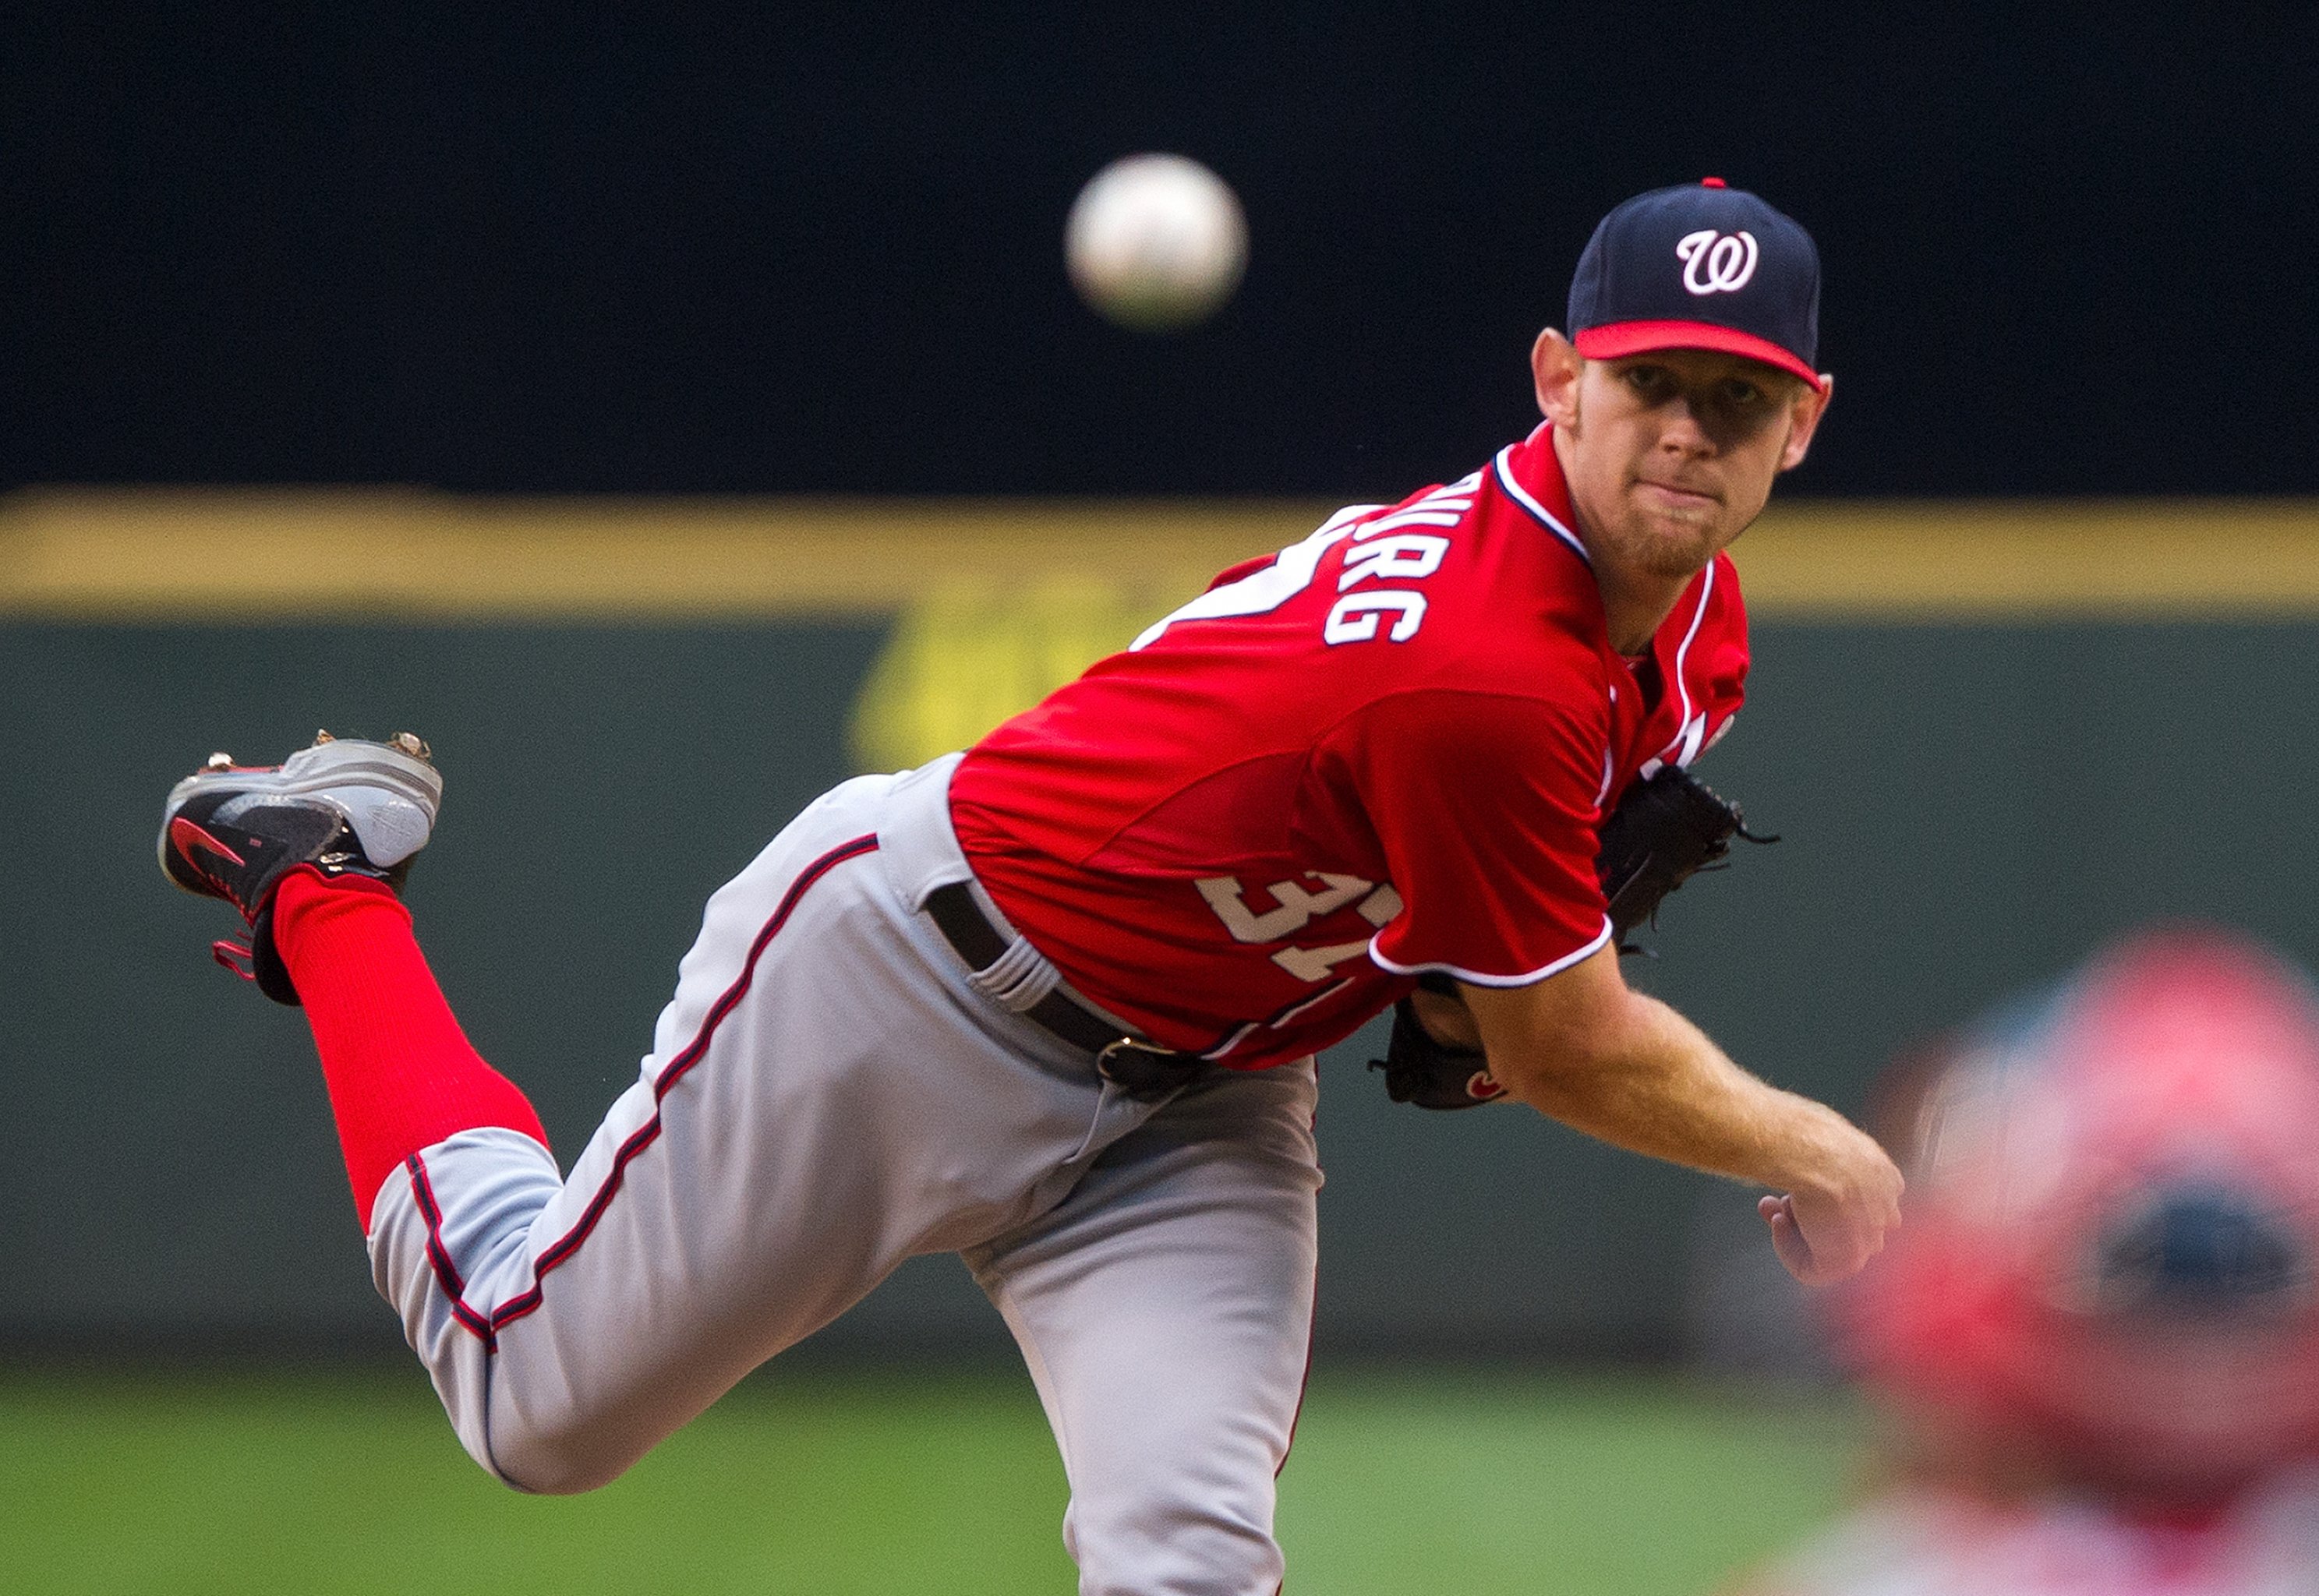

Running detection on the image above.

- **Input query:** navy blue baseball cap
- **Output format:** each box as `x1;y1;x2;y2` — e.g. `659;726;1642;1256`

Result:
1568;178;1824;390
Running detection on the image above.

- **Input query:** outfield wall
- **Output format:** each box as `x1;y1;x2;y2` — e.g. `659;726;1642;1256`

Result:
9;494;2319;1360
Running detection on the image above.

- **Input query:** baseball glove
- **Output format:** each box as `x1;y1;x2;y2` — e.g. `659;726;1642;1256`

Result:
1368;767;1773;1109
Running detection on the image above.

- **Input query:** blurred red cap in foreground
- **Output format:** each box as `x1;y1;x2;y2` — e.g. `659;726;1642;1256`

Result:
1836;925;2319;1495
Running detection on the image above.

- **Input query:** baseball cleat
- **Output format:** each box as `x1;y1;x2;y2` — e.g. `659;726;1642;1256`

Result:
158;731;442;1005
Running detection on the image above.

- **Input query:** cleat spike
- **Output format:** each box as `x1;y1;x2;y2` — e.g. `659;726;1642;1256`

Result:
312;729;335;744
203;751;234;772
387;731;432;762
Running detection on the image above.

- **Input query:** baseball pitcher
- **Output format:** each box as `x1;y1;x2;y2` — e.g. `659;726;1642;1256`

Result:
157;179;1902;1595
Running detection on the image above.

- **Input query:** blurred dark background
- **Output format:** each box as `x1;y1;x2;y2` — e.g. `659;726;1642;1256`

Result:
7;6;2316;496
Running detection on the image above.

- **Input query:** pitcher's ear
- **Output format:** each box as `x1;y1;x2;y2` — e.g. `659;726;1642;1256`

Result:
1780;372;1834;471
1533;327;1583;425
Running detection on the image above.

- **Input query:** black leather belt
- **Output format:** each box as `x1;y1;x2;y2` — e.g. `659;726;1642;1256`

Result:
923;881;1207;1097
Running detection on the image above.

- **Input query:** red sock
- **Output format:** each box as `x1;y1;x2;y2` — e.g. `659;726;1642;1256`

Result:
272;867;550;1231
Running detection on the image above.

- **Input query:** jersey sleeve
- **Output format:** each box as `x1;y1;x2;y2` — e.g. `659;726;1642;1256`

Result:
1319;686;1614;985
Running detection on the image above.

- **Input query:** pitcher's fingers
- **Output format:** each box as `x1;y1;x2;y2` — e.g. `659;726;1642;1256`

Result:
1762;1198;1816;1280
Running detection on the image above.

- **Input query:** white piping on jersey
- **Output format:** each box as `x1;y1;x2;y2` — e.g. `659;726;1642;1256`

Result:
1271;976;1356;1029
1129;502;1378;651
1671;559;1713;764
1595;745;1615;809
1639;561;1718;779
1366;916;1614;988
1492;447;1589;563
1200;1022;1260;1061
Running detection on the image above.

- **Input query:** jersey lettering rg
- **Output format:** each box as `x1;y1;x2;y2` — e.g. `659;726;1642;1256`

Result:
1131;473;1480;657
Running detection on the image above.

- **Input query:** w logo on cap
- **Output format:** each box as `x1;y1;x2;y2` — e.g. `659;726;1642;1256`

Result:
1567;182;1822;388
1676;229;1759;295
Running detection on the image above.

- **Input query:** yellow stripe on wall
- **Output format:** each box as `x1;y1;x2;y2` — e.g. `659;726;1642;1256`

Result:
9;488;2319;621
1739;499;2319;618
0;489;1304;621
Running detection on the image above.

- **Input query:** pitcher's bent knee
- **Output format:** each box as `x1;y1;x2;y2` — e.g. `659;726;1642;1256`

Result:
472;1400;661;1496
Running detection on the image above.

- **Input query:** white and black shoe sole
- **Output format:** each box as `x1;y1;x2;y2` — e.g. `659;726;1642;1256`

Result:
158;736;443;886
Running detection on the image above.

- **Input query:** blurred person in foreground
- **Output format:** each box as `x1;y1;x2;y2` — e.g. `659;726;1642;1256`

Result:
1737;925;2319;1596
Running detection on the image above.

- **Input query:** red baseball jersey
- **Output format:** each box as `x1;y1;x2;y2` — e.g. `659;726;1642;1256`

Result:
947;423;1751;1071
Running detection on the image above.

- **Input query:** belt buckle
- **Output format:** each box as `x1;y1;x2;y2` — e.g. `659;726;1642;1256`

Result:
1095;1036;1197;1098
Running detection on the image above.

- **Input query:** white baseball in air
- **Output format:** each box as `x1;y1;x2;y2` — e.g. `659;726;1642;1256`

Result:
1066;154;1248;332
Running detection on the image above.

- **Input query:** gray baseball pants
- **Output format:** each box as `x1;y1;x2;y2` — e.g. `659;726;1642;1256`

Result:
363;754;1324;1594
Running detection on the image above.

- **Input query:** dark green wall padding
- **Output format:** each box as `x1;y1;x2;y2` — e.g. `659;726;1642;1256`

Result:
8;622;2315;1359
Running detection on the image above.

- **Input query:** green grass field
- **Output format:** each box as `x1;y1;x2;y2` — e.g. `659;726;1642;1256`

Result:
0;1365;1862;1594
